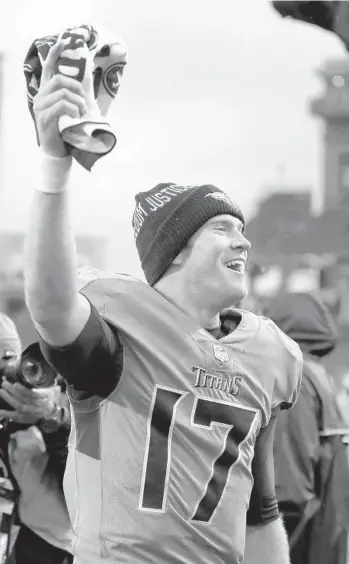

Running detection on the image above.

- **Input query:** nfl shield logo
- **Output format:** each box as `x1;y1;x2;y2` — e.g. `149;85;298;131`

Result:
213;345;230;363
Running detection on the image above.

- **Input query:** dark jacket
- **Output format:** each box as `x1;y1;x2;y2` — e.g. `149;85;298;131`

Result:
265;291;338;357
267;292;349;564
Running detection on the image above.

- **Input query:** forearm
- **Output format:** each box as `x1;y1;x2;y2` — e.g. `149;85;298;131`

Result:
244;518;290;564
25;155;77;318
24;155;89;345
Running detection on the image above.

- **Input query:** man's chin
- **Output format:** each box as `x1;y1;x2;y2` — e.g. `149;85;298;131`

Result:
221;284;248;309
233;290;248;307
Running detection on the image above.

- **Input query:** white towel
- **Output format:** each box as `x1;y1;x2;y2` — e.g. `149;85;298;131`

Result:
24;24;127;170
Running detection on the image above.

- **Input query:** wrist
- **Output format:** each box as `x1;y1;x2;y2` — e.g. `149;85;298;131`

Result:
37;151;73;194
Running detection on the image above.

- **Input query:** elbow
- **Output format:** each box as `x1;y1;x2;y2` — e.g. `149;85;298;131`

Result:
25;285;77;327
24;285;47;325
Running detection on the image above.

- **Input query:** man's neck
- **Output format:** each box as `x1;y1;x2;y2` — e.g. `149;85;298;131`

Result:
204;314;221;331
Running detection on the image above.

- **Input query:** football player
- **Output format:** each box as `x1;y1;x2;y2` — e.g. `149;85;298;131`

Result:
24;41;302;564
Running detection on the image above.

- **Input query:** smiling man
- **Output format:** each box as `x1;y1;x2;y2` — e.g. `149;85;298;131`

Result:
24;41;302;564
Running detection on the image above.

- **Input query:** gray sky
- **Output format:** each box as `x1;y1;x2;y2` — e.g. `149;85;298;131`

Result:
0;0;346;275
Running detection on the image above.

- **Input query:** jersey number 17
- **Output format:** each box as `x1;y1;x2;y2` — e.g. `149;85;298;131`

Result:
139;385;258;523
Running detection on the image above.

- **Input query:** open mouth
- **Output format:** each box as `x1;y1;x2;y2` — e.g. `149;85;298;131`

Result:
224;259;245;273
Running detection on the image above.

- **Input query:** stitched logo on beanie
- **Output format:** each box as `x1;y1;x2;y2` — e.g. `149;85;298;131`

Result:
205;192;238;208
132;184;195;238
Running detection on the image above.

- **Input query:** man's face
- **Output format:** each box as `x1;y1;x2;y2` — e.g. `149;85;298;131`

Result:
0;341;21;364
176;214;251;308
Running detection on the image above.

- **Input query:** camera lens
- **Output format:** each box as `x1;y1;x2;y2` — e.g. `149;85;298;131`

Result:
21;359;50;387
17;343;57;389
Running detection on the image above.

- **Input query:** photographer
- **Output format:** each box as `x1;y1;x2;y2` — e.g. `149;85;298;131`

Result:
0;313;73;564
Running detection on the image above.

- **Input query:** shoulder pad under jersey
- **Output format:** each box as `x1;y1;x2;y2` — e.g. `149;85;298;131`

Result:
77;266;140;292
261;316;303;363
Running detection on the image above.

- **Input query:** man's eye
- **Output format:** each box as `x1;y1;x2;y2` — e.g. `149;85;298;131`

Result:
215;226;227;232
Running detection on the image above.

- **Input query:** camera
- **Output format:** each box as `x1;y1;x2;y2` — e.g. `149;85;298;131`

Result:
0;343;57;411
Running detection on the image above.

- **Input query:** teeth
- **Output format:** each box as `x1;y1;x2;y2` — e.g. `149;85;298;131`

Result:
225;259;245;271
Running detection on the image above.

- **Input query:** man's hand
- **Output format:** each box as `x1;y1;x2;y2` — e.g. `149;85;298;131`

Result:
244;520;290;564
33;40;88;157
0;380;58;425
9;426;46;464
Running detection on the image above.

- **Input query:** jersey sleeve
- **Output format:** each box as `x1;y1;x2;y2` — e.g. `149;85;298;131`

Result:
263;318;303;410
283;332;303;409
246;411;280;525
39;303;123;399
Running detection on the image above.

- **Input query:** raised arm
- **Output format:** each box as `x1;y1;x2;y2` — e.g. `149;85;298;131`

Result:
24;40;91;347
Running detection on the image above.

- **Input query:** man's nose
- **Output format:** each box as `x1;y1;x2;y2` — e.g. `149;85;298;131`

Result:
230;233;251;252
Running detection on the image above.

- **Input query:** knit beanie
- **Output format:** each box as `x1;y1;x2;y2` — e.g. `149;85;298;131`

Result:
0;313;21;356
132;183;245;286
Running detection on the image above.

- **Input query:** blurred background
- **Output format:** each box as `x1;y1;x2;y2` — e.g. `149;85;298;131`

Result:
0;0;348;383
